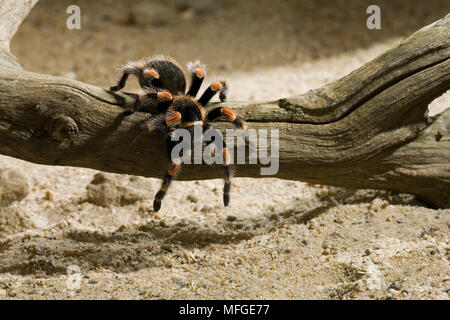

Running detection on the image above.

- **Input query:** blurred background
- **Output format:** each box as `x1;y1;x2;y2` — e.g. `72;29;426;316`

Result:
12;0;450;103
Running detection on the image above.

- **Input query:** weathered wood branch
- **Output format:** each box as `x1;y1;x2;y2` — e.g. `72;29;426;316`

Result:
0;1;449;207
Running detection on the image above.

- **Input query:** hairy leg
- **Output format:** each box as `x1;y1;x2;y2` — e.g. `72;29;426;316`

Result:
204;124;232;206
198;81;228;106
153;158;182;212
186;60;206;97
206;106;248;131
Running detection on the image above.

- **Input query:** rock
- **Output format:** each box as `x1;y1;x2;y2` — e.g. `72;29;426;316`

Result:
200;205;213;213
187;194;198;203
128;1;177;26
269;213;279;221
0;168;29;206
86;172;154;207
44;190;54;201
369;198;389;212
388;282;402;291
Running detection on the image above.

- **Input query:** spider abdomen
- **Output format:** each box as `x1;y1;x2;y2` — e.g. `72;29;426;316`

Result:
140;57;186;95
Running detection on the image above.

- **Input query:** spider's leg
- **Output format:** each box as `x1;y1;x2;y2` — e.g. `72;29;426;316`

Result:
110;71;130;91
125;86;173;116
137;89;173;113
223;154;231;206
206;107;248;132
164;111;182;127
140;68;165;89
146;110;181;133
153;131;189;212
186;60;206;97
207;106;251;147
219;82;228;102
205;125;232;206
111;63;160;92
220;136;232;206
198;81;228;106
110;63;142;91
153;158;182;212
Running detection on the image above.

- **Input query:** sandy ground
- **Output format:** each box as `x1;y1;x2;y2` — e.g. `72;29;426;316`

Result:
0;0;449;299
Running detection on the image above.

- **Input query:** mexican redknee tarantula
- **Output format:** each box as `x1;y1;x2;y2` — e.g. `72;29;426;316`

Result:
110;56;247;212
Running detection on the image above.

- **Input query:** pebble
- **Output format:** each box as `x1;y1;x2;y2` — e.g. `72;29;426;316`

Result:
269;213;279;221
201;205;213;213
389;282;402;291
187;194;199;203
44;190;54;201
86;172;154;207
369;198;389;212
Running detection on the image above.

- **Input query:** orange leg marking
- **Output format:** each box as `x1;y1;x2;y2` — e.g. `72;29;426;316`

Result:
195;68;205;78
143;68;159;79
211;82;222;91
223;148;231;166
222;107;236;121
157;90;173;101
165;112;181;126
168;160;181;176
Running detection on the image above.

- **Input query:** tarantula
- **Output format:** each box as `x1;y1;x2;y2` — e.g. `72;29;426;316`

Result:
110;56;247;212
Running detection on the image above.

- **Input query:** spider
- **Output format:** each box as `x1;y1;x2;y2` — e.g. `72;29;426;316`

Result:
110;56;248;212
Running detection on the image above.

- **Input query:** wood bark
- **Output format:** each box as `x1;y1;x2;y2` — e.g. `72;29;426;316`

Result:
0;1;449;207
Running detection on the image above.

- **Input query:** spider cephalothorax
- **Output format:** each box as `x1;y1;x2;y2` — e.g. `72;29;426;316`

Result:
110;56;247;212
